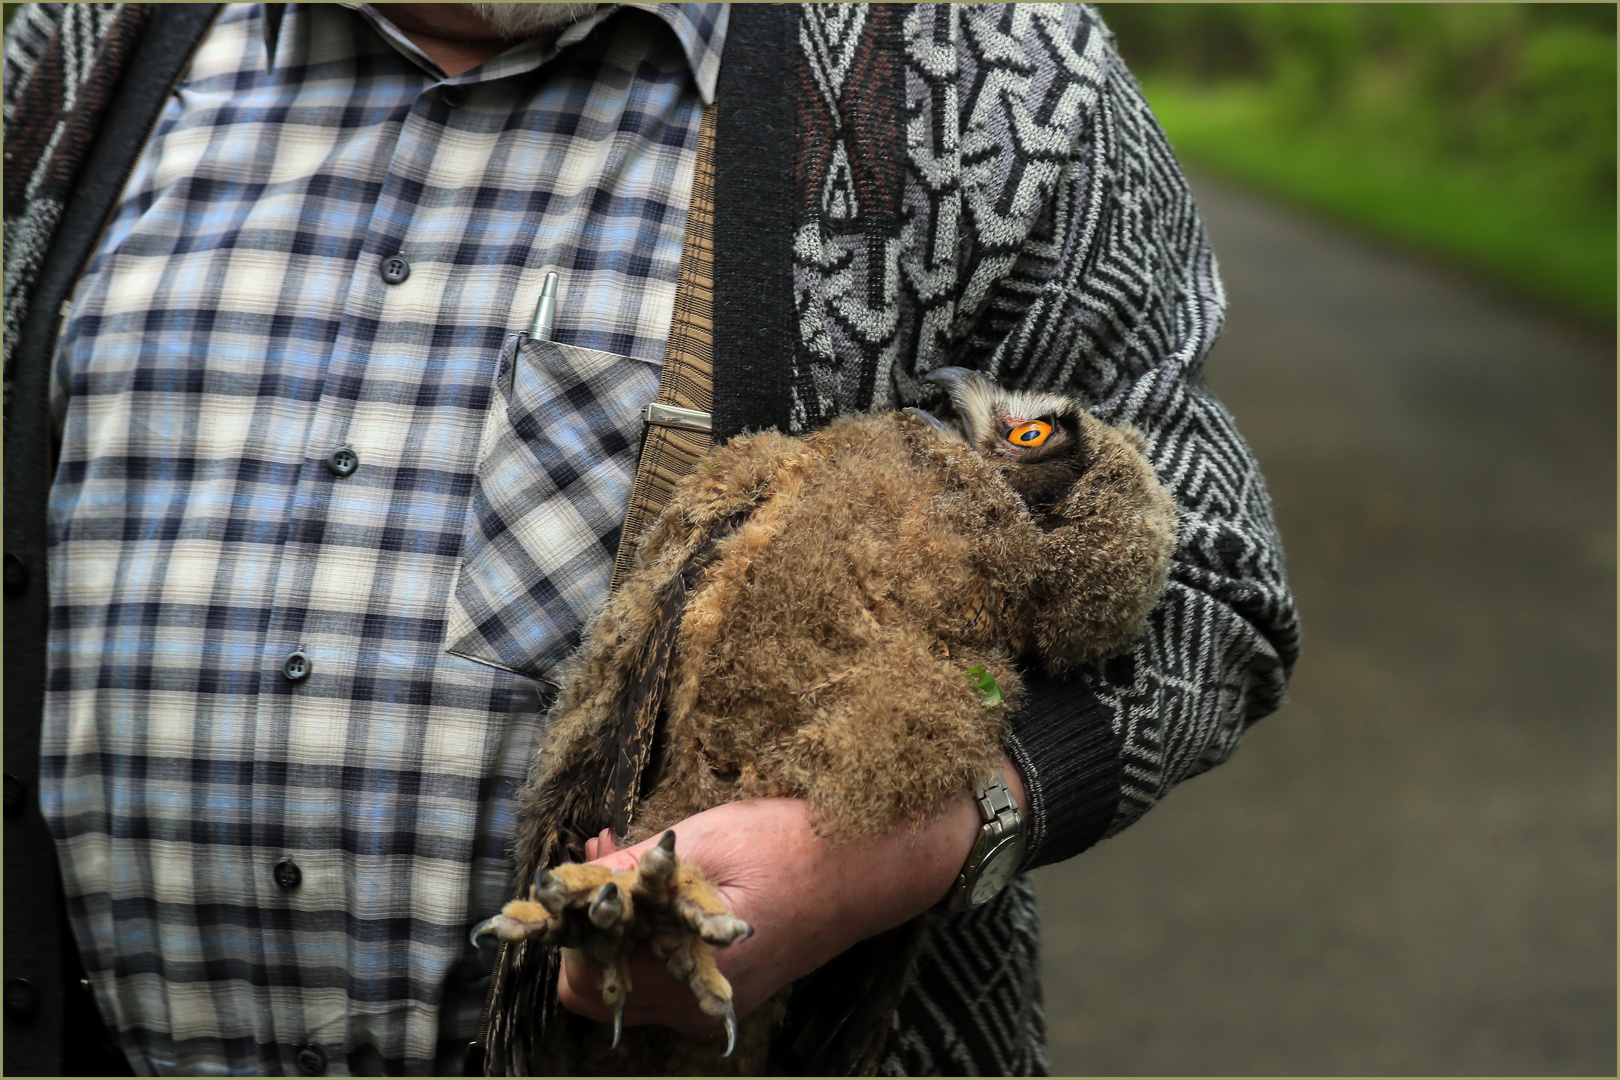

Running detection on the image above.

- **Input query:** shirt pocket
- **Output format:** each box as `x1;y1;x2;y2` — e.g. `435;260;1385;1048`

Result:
445;335;659;678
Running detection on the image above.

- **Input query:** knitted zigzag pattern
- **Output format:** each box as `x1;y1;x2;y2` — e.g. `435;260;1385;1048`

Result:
2;2;144;413
789;0;1295;860
790;9;1297;1071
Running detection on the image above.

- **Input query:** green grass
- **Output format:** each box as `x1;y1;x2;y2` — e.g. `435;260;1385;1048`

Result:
1098;4;1616;328
1142;80;1616;326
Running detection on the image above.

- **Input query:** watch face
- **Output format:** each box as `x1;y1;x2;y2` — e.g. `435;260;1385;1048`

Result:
967;835;1027;907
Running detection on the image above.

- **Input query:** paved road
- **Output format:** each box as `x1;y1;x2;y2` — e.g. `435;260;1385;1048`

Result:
1031;172;1616;1076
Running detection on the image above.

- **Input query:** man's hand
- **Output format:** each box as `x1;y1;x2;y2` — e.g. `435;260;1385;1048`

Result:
557;758;1028;1035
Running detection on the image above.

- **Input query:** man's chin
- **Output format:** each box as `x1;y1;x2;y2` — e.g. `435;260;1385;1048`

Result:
466;3;601;39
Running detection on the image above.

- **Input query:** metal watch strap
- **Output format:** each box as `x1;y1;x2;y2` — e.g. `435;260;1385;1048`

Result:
948;772;1026;911
974;773;1021;831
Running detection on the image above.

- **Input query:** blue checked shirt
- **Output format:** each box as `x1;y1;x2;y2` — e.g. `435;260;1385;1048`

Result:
42;3;726;1073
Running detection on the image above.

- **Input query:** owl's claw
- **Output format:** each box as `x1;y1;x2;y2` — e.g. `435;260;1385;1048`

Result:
531;867;570;913
469;899;552;947
722;1005;737;1057
611;1003;624;1050
589;881;624;930
469;916;500;948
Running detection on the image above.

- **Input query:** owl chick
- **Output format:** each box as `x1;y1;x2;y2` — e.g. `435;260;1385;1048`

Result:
475;367;1179;1076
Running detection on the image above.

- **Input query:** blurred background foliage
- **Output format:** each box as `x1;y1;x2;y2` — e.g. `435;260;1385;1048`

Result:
1097;3;1615;326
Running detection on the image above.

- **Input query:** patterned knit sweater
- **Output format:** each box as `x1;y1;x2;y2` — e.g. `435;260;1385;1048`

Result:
4;5;1298;1076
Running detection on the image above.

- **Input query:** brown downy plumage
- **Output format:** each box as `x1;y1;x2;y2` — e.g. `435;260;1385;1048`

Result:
477;368;1178;1076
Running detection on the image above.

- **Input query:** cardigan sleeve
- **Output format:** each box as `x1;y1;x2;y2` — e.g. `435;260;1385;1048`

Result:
977;7;1299;867
732;2;1300;869
838;4;1297;869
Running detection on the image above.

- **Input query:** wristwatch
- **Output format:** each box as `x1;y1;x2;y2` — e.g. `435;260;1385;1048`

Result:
946;772;1027;910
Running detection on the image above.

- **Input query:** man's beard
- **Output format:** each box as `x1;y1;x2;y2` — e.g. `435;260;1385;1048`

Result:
467;3;601;39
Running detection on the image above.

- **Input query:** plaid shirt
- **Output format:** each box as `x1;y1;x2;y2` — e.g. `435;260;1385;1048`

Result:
41;3;726;1073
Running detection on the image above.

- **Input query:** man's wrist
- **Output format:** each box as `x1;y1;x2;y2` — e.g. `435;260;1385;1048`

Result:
940;758;1030;910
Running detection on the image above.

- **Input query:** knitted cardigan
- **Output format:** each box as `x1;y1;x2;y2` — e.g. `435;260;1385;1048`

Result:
3;4;1298;1075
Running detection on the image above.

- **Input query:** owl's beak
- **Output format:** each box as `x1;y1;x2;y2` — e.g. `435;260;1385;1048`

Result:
922;366;992;442
922;366;987;397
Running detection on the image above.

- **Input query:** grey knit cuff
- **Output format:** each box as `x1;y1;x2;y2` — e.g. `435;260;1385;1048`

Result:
1004;672;1121;871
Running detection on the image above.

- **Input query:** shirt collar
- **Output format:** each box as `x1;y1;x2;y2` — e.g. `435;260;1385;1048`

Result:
259;3;727;105
621;4;727;105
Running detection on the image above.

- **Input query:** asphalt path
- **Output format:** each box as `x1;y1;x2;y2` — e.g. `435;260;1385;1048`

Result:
1031;171;1616;1076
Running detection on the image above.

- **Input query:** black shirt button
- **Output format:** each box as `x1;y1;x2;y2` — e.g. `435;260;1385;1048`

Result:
325;447;359;477
441;84;468;108
282;651;311;682
296;1044;326;1075
4;552;28;595
274;860;303;890
4;774;23;817
4;978;37;1019
379;254;410;285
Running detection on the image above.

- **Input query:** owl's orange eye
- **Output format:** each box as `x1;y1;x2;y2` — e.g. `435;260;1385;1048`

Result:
1007;420;1052;447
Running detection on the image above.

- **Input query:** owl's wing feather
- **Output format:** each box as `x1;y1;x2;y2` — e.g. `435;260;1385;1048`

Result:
483;558;699;1075
609;512;744;833
483;502;751;1075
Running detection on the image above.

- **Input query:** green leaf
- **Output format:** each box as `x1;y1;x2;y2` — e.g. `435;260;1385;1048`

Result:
963;665;1003;707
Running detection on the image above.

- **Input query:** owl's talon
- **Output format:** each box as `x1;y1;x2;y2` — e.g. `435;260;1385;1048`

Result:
904;406;958;440
469;916;501;948
691;912;751;946
610;1003;624;1050
589;881;624;930
722;1006;737;1057
531;868;569;913
637;832;679;891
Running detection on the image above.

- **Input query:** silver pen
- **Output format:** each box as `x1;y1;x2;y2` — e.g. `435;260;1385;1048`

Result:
528;271;560;340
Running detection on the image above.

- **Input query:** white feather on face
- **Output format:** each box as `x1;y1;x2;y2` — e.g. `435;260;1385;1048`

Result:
923;366;1080;452
955;378;1072;447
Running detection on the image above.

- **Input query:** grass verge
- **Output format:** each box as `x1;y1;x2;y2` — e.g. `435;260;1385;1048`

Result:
1142;80;1615;327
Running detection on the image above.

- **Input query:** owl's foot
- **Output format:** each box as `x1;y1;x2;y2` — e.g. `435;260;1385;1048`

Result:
470;831;751;1055
647;917;741;1054
634;831;751;1054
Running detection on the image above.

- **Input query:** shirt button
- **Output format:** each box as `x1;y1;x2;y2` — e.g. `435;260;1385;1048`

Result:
379;254;410;285
325;447;359;477
441;84;468;107
296;1044;326;1075
274;860;303;890
282;650;311;682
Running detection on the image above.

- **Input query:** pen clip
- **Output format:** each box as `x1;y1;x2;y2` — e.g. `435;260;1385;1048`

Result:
529;271;559;340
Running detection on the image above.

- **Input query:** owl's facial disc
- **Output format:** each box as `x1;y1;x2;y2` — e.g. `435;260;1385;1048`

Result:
922;364;1084;466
